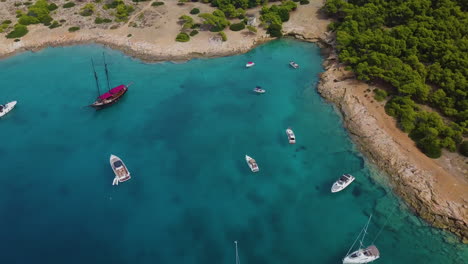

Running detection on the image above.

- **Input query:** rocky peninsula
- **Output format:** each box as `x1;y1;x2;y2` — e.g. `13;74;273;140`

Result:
0;0;466;242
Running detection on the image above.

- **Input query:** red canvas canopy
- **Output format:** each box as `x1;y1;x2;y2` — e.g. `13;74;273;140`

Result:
98;85;125;100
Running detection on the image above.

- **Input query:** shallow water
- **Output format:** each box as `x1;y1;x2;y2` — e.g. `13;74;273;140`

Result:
0;39;466;264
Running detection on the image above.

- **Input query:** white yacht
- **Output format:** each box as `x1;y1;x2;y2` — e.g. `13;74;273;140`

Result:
110;154;131;185
289;61;299;69
0;101;17;117
343;215;380;264
246;61;255;68
253;86;265;94
286;128;296;144
245;155;259;172
331;174;355;193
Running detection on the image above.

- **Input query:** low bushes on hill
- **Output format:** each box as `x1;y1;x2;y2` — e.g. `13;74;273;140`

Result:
175;32;190;42
95;17;113;24
151;1;164;6
229;22;245;31
68;26;80;32
460;141;468;157
6;24;28;38
189;30;198;36
190;8;200;15
219;31;227;41
48;20;61;29
63;2;75;8
374;89;388;102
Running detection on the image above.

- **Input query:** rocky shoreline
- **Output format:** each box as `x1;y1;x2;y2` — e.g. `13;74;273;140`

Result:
317;48;468;243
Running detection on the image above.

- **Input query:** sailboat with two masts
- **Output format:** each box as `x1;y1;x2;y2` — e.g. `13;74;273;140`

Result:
89;53;131;110
343;214;380;264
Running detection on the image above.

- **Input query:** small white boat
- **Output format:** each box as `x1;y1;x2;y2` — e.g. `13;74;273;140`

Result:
0;101;17;118
331;174;355;193
246;61;255;68
343;215;380;264
289;61;299;69
245;155;259;172
110;154;131;185
253;86;265;94
286;128;296;144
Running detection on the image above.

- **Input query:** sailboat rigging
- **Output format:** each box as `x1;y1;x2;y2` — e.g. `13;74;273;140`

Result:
342;214;380;264
234;241;240;264
89;53;131;110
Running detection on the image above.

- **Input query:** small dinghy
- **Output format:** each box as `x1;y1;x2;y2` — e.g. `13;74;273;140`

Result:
245;155;259;172
286;128;296;144
343;215;380;264
253;86;265;94
246;61;255;68
0;101;17;118
110;154;131;185
331;174;355;193
289;61;299;69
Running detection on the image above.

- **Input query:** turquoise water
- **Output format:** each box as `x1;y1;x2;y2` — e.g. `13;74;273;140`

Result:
0;39;466;264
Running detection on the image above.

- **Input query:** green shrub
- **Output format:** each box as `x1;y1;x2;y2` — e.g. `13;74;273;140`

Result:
14;38;21;42
460;141;468;157
2;20;12;25
47;3;58;11
219;31;227;41
80;3;95;16
229;22;245;31
132;0;150;2
189;29;198;36
246;25;257;33
59;19;66;23
190;8;200;15
300;0;309;4
374;89;388;102
115;2;134;21
127;33;132;37
18;15;40;25
68;26;80;32
6;24;28;38
48;21;61;28
176;32;190;42
95;17;112;24
267;23;282;37
151;1;164;6
191;23;201;29
63;2;75;8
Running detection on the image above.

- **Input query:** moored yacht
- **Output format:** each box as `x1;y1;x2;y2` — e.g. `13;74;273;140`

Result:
0;101;17;118
245;155;259;172
343;215;380;264
246;61;255;68
286;128;296;144
331;174;355;193
253;86;265;94
289;61;299;69
110;154;131;185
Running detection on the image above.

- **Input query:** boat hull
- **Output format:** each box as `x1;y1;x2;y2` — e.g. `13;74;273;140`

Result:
0;101;17;117
110;154;131;185
91;86;128;110
246;63;255;68
331;174;355;193
286;129;296;144
343;246;380;264
245;155;259;172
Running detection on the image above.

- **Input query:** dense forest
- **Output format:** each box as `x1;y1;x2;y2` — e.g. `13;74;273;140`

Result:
324;0;468;158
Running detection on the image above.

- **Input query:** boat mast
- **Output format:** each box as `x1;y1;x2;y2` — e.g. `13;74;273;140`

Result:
91;58;101;97
360;214;373;249
103;52;111;91
234;241;240;264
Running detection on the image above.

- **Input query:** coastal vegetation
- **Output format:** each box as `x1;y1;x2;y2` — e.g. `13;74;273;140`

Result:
324;0;468;158
6;24;28;38
151;1;164;6
62;2;75;8
176;32;190;42
68;26;80;32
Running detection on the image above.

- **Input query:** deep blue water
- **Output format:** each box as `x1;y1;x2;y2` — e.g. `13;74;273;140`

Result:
0;39;466;264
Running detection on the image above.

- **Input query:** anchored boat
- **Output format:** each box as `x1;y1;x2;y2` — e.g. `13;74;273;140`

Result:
289;61;299;69
253;86;266;94
286;128;296;144
0;101;17;118
331;174;355;193
246;61;255;68
89;53;130;110
343;215;380;264
110;154;131;185
245;155;259;172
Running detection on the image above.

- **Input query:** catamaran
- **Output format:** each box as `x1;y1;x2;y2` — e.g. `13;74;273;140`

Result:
0;101;17;117
89;54;131;110
286;128;296;144
343;215;380;264
245;155;259;172
331;174;355;193
110;154;131;185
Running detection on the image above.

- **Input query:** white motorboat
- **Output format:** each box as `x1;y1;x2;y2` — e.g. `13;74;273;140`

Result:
0;101;17;117
245;155;259;172
246;61;255;68
289;61;299;69
110;154;131;185
286;128;296;144
343;215;380;264
331;174;355;193
253;86;265;94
